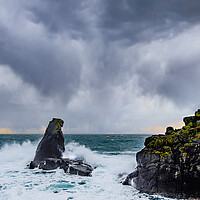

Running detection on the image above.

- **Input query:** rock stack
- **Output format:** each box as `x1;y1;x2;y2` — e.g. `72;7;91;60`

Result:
123;109;200;199
29;118;93;176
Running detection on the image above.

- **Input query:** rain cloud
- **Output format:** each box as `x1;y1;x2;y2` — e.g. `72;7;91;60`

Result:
0;0;200;133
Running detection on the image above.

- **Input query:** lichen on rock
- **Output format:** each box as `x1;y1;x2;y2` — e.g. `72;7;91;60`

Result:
123;109;200;199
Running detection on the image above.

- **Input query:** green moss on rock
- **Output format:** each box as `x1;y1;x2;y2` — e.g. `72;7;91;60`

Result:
52;118;64;127
165;126;174;135
195;109;200;117
144;109;200;160
183;116;197;126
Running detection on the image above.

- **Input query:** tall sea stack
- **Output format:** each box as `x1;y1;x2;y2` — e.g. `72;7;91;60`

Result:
33;118;65;162
123;109;200;199
29;118;93;176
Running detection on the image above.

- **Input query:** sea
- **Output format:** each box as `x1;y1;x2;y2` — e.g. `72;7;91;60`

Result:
0;134;175;200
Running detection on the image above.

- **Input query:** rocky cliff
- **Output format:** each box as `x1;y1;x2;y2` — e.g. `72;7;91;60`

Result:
123;109;200;199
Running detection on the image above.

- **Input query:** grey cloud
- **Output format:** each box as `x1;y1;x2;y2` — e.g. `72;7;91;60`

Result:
157;59;200;105
137;61;200;107
27;0;96;39
100;0;200;44
1;0;200;104
135;29;200;107
0;0;200;133
0;15;81;103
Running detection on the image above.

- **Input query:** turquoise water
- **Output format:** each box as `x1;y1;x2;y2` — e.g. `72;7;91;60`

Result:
0;134;174;200
0;134;146;153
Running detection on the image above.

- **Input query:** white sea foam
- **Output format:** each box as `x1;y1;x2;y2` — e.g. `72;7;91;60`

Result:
0;141;172;200
63;142;100;167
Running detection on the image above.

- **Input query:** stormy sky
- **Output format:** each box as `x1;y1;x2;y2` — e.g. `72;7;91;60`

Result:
0;0;200;134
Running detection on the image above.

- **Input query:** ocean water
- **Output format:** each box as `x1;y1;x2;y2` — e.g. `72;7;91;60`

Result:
0;134;174;200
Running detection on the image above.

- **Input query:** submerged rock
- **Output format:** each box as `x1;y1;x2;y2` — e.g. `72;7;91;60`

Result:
123;110;200;199
29;118;93;176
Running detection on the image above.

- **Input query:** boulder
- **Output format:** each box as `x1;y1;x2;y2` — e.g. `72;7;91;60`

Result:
29;118;93;176
183;116;197;126
34;158;93;176
195;109;200;117
123;109;200;199
165;126;174;135
61;158;93;176
123;171;138;186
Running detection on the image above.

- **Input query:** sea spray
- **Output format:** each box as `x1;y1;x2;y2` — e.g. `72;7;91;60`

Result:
63;142;100;167
0;140;36;167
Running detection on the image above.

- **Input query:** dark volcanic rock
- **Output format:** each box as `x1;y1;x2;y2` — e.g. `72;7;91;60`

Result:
38;158;62;170
123;171;138;186
123;110;200;199
34;118;65;163
29;118;93;176
61;158;93;176
35;158;93;176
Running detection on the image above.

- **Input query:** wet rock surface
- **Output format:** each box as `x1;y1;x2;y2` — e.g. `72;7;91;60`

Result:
29;118;93;176
33;118;65;163
123;109;200;199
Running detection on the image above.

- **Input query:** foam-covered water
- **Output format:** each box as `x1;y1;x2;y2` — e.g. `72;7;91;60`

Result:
0;134;174;200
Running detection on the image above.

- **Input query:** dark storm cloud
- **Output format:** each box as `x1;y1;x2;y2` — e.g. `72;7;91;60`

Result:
0;34;81;102
0;2;82;103
28;0;90;38
1;0;200;104
27;0;200;44
100;0;200;44
0;0;200;133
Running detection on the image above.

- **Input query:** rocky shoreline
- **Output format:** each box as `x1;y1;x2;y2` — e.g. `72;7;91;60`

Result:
123;109;200;199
